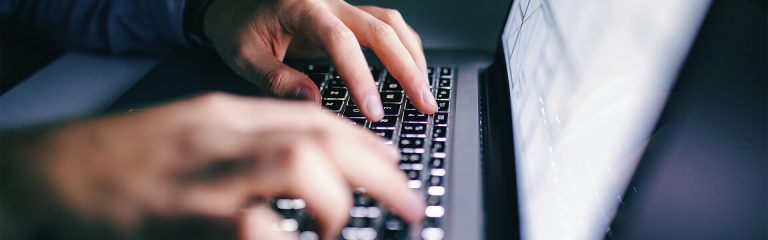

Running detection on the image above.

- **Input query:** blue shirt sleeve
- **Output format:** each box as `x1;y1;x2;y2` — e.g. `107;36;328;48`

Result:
2;0;192;55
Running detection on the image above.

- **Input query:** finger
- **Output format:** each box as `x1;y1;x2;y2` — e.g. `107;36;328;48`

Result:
331;4;437;114
359;6;428;76
174;130;352;238
245;52;322;102
295;5;384;121
282;139;352;240
166;94;400;178
240;203;298;240
324;116;401;164
312;124;425;223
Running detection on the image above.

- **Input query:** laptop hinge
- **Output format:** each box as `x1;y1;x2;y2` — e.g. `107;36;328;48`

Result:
479;44;520;240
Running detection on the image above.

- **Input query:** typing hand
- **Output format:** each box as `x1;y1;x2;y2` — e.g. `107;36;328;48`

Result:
203;0;438;121
9;93;424;239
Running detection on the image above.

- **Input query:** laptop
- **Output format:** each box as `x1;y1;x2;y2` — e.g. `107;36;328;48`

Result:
106;0;766;239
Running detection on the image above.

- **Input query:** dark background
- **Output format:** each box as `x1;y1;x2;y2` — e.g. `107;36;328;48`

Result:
608;0;767;239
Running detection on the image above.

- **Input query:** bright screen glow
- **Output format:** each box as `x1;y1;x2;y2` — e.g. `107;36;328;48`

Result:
502;0;710;239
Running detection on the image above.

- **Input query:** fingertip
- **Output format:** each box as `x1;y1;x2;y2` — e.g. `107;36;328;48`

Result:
419;86;439;114
363;94;384;121
379;143;400;163
399;190;426;224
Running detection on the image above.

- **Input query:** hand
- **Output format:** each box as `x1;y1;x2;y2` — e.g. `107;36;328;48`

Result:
203;0;439;121
5;93;424;239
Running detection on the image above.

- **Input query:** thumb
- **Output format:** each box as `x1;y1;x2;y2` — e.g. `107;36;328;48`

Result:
257;58;321;103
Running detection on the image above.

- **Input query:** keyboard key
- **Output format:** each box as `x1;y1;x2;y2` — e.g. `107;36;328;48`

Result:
399;163;424;171
437;77;451;89
434;113;448;125
431;142;446;153
424;218;442;228
430;158;445;169
322;99;343;111
405;100;417;110
427;186;445;196
400;153;423;163
308;73;326;87
347;217;372;228
370;116;397;129
425;206;445;218
399;137;425;149
380;92;404;103
435;88;450;100
439;67;452;77
322;87;347;99
343;106;363;118
350;206;381;219
349;117;366;127
428;68;435;85
382;81;403;91
371;67;383;83
327;76;345;88
372;129;395;142
432;126;447;140
436;100;449;112
382;103;401;116
401;123;427;136
426;195;442;206
422;227;444;240
384;73;398;83
403;110;428;122
401;148;425;155
342;227;377;240
275;198;306;210
381;216;409;240
305;64;330;74
428;175;443;186
404;170;420;180
430;168;446;176
354;192;376;207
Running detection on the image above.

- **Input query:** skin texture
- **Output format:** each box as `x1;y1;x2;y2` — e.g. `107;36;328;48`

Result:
203;0;438;122
1;93;424;240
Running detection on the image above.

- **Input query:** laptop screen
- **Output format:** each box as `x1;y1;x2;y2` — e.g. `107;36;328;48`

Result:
501;0;711;239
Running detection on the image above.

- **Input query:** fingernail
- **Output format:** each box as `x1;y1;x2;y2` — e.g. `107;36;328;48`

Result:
295;87;313;101
364;95;384;120
421;86;438;109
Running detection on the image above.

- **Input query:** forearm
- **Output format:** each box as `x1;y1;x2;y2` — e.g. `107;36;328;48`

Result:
2;0;190;55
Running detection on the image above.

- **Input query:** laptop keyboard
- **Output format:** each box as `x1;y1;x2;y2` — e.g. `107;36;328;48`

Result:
272;65;455;240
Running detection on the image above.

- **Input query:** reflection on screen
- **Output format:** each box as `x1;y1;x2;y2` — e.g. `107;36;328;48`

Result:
501;0;710;239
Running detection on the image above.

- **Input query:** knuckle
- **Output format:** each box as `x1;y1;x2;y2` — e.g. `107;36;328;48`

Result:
264;68;292;95
325;24;354;43
193;92;231;110
369;20;396;39
381;9;403;23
